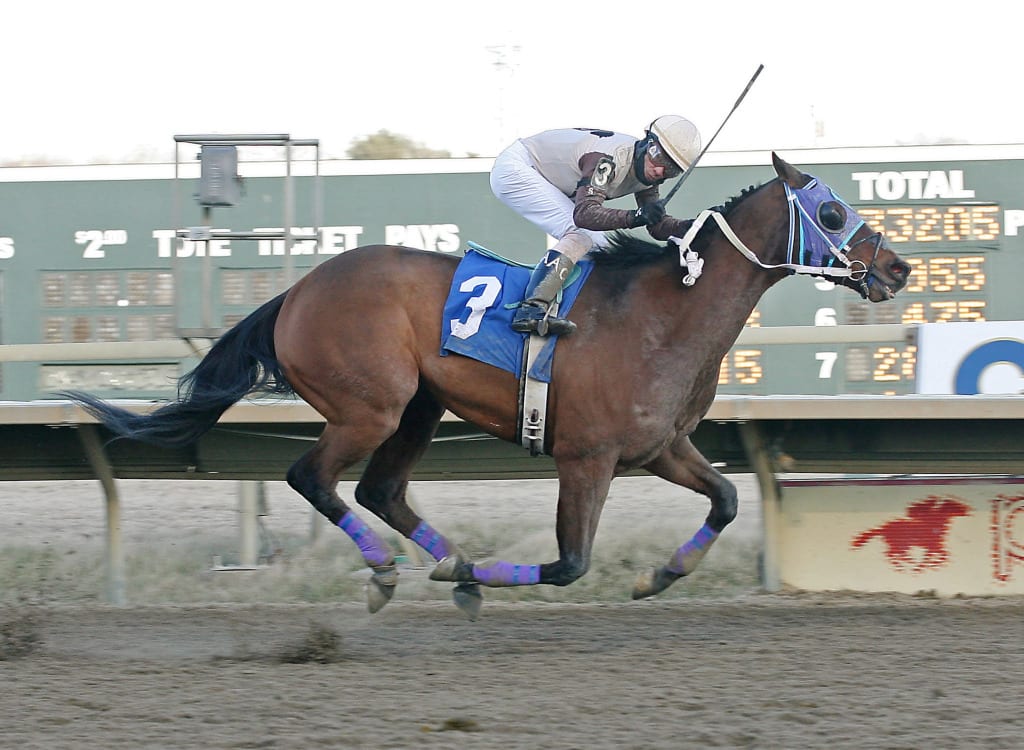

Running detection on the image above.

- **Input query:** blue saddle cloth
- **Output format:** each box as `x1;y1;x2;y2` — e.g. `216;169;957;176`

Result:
440;243;593;382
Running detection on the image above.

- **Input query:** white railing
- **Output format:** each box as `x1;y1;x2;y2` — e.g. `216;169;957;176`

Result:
0;325;914;363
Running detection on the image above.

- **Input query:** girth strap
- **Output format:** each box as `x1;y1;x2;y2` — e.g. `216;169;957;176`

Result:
519;324;552;455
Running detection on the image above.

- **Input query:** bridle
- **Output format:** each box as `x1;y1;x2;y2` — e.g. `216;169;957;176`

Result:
672;176;885;298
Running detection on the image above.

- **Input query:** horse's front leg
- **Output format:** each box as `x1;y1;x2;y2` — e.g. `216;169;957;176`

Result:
632;433;739;599
431;454;615;589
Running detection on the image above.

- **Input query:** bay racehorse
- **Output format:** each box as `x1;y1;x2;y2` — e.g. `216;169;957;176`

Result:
64;153;910;618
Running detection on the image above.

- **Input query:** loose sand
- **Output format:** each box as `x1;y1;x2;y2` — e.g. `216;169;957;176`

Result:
2;475;1021;749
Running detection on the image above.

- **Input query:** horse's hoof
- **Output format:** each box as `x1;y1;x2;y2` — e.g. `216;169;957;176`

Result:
429;552;474;583
631;566;681;600
452;583;484;621
366;564;398;614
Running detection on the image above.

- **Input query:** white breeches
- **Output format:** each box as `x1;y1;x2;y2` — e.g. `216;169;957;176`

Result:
490;140;606;260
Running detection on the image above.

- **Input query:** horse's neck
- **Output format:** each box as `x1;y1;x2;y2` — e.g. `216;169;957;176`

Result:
692;199;792;336
648;237;781;355
702;242;780;324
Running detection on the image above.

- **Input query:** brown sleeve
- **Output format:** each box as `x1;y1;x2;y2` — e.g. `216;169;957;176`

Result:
647;215;695;242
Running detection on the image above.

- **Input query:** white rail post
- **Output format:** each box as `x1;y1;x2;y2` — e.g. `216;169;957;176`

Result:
237;481;263;566
738;421;783;592
78;425;126;606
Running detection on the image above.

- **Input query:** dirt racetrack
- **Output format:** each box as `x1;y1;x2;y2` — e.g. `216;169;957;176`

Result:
2;476;1023;749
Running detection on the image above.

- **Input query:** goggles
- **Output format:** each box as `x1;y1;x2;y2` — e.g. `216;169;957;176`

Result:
647;140;683;178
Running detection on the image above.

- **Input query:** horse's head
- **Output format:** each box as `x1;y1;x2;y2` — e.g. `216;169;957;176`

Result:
772;152;911;302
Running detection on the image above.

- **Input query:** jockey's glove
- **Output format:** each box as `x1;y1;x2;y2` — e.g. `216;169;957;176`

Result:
631;200;667;228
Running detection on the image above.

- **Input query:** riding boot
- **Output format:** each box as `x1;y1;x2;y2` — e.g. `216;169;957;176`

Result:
511;250;578;336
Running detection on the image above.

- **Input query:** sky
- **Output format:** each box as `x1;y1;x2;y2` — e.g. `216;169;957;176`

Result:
4;1;1024;165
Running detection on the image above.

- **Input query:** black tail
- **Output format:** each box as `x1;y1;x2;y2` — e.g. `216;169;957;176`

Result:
61;292;293;448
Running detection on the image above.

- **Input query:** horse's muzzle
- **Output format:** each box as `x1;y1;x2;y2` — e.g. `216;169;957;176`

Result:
863;258;911;302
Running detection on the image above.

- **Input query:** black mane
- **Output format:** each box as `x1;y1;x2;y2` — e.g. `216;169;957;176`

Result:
590;182;767;269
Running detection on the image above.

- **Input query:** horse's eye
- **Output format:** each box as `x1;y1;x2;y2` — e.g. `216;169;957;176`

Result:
817;201;846;232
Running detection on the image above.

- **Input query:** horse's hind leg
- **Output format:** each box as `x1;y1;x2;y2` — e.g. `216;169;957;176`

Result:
633;433;739;599
354;387;451;555
286;421;405;613
353;387;484;617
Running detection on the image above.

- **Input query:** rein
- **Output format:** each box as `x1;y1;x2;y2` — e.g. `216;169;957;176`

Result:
672;178;883;296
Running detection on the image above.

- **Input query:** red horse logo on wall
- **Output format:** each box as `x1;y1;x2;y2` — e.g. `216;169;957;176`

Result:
851;496;971;573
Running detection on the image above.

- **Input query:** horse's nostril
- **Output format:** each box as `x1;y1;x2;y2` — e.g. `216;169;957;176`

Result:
892;261;911;280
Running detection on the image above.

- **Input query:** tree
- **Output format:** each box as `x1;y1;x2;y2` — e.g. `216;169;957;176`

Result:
345;129;451;160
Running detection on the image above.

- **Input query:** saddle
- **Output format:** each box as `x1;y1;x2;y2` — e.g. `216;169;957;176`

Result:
440;242;593;454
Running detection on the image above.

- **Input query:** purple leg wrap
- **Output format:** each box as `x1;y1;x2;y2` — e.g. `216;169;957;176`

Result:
337;511;393;567
666;523;719;575
410;520;454;562
472;560;541;587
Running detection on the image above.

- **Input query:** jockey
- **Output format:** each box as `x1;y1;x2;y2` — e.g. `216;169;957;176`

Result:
490;115;701;336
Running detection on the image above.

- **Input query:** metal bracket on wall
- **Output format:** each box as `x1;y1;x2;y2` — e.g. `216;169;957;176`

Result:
172;134;323;336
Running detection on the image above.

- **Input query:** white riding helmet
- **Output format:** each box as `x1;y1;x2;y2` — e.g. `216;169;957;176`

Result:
648;115;701;171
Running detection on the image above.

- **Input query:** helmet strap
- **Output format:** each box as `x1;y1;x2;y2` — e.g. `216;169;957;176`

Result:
633;135;656;185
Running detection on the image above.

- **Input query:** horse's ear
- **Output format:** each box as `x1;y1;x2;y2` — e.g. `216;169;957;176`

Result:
771;152;808;188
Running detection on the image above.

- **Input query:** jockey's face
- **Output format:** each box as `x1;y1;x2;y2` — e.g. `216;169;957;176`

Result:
644;141;683;183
